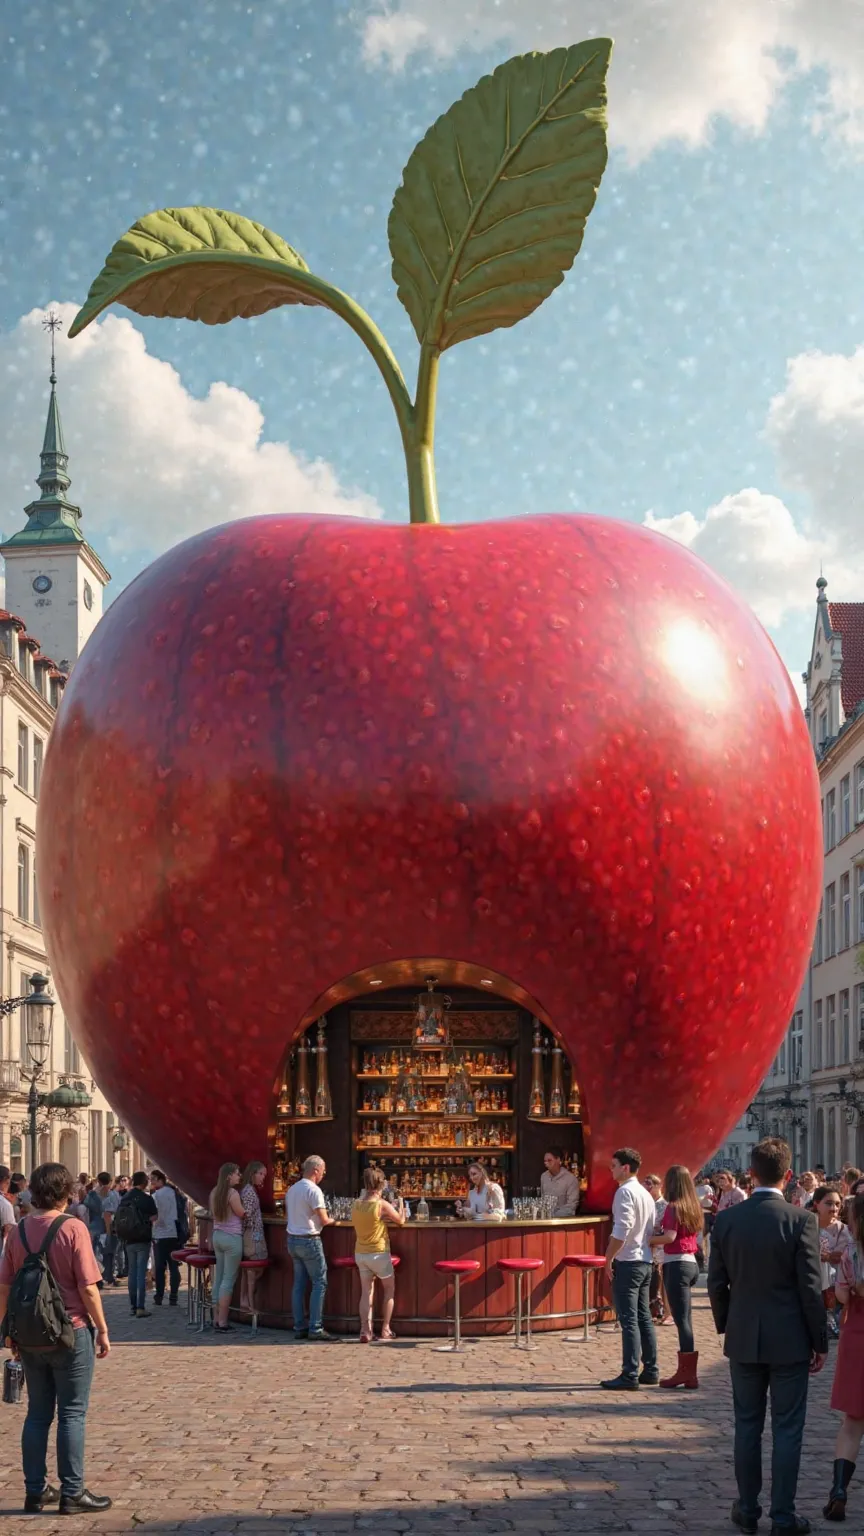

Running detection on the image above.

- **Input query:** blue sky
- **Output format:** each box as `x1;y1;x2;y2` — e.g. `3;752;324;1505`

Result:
2;0;864;681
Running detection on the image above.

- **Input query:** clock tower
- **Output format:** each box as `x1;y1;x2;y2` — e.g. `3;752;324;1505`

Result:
1;316;110;669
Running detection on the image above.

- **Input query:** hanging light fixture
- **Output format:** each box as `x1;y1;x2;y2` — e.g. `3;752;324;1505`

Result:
443;1050;478;1120
413;976;451;1050
294;1033;312;1117
314;1017;333;1118
567;1074;582;1118
276;1052;293;1117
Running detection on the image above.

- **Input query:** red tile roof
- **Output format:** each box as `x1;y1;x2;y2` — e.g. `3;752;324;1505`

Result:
829;601;864;715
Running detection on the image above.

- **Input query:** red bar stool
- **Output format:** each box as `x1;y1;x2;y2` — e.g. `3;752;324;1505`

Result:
433;1258;480;1354
498;1257;544;1350
170;1249;194;1325
186;1253;216;1331
237;1259;270;1333
562;1254;607;1342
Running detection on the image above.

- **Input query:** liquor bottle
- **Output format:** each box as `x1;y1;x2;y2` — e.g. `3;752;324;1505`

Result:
294;1033;312;1117
548;1039;565;1119
528;1019;546;1118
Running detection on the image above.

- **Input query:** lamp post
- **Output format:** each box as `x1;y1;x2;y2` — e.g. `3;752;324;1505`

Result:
21;975;55;1173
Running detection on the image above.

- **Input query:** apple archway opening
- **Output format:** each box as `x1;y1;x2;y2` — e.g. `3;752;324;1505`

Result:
269;958;589;1206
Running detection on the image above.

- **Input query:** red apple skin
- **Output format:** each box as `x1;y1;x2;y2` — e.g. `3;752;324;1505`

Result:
38;514;821;1208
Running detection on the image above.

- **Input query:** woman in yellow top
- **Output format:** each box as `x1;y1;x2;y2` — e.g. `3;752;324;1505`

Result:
351;1167;405;1343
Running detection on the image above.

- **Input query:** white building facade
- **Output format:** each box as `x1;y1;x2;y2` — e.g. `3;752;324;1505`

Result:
0;362;146;1177
710;578;864;1175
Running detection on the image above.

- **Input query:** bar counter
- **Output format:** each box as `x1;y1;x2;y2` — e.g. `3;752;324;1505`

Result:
196;1211;612;1335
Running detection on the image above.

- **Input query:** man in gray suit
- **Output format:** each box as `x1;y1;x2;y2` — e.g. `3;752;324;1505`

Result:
708;1137;827;1536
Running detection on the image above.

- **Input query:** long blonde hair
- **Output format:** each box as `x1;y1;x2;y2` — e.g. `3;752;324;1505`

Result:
211;1162;239;1222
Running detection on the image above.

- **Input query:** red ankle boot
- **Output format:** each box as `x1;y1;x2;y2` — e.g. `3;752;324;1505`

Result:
659;1351;699;1389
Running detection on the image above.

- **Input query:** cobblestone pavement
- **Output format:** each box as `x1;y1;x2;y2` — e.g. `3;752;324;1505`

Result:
0;1281;843;1534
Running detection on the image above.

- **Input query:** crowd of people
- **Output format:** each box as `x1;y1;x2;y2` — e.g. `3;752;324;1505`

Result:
600;1138;864;1533
2;1139;864;1526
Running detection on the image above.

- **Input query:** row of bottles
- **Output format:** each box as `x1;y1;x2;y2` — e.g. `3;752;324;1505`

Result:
528;1021;581;1120
276;1019;333;1119
271;1154;302;1195
368;1155;508;1198
360;1117;513;1149
360;1084;511;1113
360;1047;511;1077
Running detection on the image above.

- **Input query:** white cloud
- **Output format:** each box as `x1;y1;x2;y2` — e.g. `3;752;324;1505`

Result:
644;490;823;629
644;337;864;637
0;303;382;570
360;0;864;163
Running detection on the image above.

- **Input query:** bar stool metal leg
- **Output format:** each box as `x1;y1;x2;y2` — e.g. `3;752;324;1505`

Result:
564;1267;602;1344
433;1274;470;1354
514;1272;538;1352
513;1273;523;1349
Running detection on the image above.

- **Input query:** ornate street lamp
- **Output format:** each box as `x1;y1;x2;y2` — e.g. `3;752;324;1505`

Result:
21;976;56;1172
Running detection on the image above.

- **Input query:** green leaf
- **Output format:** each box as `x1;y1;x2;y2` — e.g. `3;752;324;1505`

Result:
69;206;325;337
388;40;611;353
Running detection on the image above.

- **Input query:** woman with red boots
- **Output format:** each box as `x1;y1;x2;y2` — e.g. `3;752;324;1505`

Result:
825;1191;864;1521
648;1164;703;1389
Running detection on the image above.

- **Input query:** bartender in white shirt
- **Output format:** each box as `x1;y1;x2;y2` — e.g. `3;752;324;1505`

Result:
540;1149;581;1216
456;1162;506;1220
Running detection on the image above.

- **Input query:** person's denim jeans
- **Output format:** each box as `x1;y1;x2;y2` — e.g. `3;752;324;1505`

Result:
287;1234;328;1334
20;1325;95;1499
612;1260;657;1382
153;1237;181;1302
212;1230;243;1302
663;1260;698;1353
729;1359;810;1528
102;1234;118;1284
126;1240;151;1312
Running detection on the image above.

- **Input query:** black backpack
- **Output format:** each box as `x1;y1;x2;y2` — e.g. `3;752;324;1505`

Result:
113;1193;152;1245
172;1186;190;1246
4;1216;75;1352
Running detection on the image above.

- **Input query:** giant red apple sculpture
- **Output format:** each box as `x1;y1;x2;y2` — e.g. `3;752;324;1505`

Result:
39;41;821;1207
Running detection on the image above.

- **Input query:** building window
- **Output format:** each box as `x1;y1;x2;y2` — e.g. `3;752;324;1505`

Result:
819;709;829;746
779;1037;786;1074
858;762;864;822
17;723;28;791
32;736;43;798
790;1011;804;1078
32;862;40;928
17;845;29;922
826;883;837;957
827;995;837;1068
857;984;864;1056
858;866;864;941
814;999;824;1069
89;1110;103;1174
842;774;852;837
841;990;851;1063
842;872;852;949
64;1023;80;1076
828;1106;837;1172
816;1106;825;1166
826;789;837;851
815;908;824;964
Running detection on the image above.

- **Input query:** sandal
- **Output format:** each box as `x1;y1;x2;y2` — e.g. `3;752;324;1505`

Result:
374;1329;396;1343
359;1333;372;1344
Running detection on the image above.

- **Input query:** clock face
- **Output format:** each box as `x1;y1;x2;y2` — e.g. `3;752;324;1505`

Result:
83;581;93;612
32;575;52;594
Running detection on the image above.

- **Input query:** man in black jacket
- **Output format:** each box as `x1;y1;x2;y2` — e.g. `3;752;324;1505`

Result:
708;1137;827;1536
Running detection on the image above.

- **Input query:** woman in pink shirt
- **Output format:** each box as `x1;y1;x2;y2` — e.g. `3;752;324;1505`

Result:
716;1169;747;1211
649;1164;703;1390
0;1162;111;1515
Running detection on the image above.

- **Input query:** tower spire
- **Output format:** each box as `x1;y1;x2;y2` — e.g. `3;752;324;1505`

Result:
37;312;70;501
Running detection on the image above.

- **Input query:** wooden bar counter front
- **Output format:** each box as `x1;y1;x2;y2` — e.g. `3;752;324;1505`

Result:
197;1212;611;1336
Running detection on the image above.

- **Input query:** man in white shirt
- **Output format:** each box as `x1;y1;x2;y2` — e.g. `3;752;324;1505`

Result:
540;1149;581;1217
0;1166;15;1250
285;1155;338;1342
600;1146;659;1390
149;1169;181;1307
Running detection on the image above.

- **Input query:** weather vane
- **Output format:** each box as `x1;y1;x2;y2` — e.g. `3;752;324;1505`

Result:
42;310;63;382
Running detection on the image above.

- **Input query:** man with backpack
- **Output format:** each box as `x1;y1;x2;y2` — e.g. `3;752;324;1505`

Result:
113;1172;157;1318
0;1162;111;1515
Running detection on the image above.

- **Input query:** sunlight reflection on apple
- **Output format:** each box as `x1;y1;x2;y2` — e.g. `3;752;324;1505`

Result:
660;617;730;706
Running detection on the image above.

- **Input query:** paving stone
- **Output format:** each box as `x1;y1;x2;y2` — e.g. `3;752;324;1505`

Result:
1;1281;844;1534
